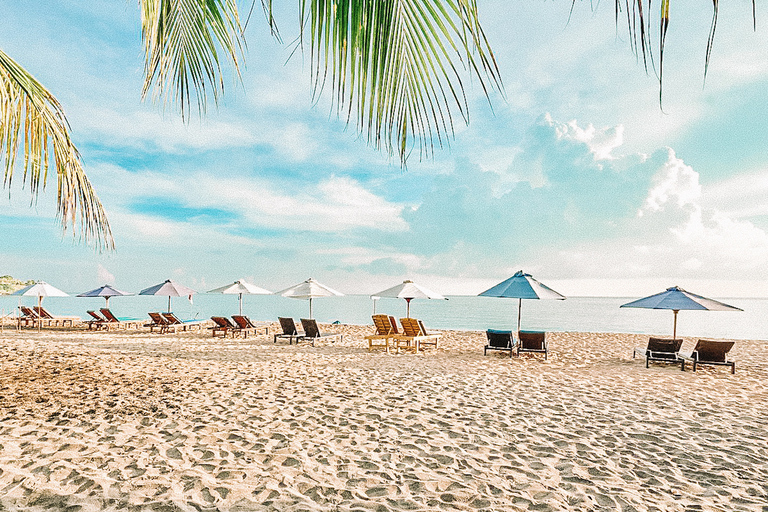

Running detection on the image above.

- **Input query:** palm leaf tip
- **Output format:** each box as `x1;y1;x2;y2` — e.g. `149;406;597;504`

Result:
0;49;114;250
299;0;502;167
140;0;247;119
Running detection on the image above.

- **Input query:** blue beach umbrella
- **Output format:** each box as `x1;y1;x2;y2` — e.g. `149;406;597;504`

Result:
77;284;133;307
620;286;742;339
479;270;566;332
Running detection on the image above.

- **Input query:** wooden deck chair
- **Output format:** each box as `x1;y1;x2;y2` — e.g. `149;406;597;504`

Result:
417;319;442;349
678;339;736;374
365;314;397;352
19;306;40;327
210;316;236;337
300;318;343;346
86;310;107;330
100;308;141;330
232;315;262;338
633;337;683;368
145;312;170;333
484;329;516;357
162;312;206;333
518;330;548;359
274;317;304;344
34;306;78;327
394;318;439;353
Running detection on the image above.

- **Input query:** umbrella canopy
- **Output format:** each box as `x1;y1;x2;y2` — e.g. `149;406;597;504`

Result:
139;279;197;313
276;278;343;319
208;279;272;315
77;284;133;306
12;281;69;332
372;280;447;318
620;286;742;339
478;270;566;331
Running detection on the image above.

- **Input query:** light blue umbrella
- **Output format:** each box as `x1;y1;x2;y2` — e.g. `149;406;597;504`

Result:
620;286;742;339
479;270;566;331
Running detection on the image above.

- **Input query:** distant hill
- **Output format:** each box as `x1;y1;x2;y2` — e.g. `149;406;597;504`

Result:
0;276;35;295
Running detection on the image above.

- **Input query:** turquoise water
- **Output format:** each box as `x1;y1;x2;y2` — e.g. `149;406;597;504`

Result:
1;294;765;341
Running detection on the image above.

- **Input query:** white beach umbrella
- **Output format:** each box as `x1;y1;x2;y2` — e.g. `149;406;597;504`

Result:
276;278;344;319
371;280;447;318
12;281;69;331
620;286;742;339
208;279;271;315
77;284;133;307
139;279;196;313
478;270;566;332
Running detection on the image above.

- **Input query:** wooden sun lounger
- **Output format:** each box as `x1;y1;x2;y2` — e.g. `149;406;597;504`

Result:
300;318;343;346
210;316;237;337
678;339;736;374
18;306;41;327
86;310;107;330
162;312;206;333
231;315;264;338
145;312;170;333
101;308;142;330
633;337;683;368
394;318;442;353
484;329;516;357
34;306;79;327
365;314;399;352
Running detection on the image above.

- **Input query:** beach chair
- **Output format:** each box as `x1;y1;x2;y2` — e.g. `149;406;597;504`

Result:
395;318;441;353
100;308;141;330
484;329;516;357
86;310;107;330
365;314;398;352
210;316;236;337
34;306;79;327
678;339;736;374
162;312;206;333
274;317;304;344
231;315;263;338
417;319;442;349
633;337;683;368
145;312;171;333
300;318;343;346
518;330;548;359
19;306;40;327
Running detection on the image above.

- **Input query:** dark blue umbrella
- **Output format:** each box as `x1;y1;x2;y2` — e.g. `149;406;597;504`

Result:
620;286;742;339
77;284;133;307
479;270;566;331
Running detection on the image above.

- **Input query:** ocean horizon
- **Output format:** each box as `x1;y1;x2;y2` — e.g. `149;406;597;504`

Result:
1;294;764;342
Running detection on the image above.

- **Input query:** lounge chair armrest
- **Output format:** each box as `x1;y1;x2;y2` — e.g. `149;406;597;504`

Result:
676;351;695;361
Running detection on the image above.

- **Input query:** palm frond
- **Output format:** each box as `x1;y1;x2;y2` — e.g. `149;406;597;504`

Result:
297;0;502;167
140;0;246;118
0;49;114;250
617;0;756;104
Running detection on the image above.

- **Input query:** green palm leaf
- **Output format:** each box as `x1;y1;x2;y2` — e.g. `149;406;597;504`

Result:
141;0;247;118
613;0;756;103
298;0;502;166
0;50;114;250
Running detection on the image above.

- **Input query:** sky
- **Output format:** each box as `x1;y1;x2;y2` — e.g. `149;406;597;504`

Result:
2;0;768;297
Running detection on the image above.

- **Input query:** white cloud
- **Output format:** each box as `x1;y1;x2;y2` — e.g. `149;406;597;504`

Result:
641;150;702;213
550;115;624;161
97;264;115;285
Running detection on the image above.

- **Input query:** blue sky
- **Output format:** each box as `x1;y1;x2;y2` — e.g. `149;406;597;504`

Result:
3;1;768;297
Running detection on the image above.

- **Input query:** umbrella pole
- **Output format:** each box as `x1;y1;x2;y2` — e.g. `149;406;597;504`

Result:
673;309;679;340
168;296;172;313
309;298;313;319
239;293;243;316
517;298;522;333
38;296;42;332
406;298;412;318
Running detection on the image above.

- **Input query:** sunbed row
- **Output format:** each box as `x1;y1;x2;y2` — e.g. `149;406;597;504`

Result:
272;317;343;346
363;314;442;353
633;337;736;373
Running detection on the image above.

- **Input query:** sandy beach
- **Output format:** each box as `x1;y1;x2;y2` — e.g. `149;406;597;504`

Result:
0;323;766;511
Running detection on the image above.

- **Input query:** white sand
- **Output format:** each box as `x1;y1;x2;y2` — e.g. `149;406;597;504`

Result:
0;323;766;511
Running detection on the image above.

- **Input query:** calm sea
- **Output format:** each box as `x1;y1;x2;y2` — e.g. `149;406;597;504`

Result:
1;294;765;341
